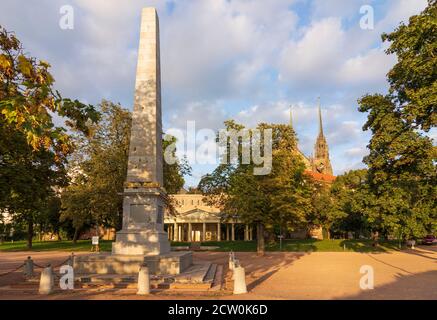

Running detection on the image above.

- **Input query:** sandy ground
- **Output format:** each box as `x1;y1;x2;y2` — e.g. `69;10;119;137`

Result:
0;246;435;300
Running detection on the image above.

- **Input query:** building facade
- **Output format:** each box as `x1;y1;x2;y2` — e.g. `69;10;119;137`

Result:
164;192;254;242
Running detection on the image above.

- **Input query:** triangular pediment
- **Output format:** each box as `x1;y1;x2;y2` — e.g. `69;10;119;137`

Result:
179;208;219;220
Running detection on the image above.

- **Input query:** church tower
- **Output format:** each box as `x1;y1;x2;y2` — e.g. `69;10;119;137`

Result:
312;98;333;175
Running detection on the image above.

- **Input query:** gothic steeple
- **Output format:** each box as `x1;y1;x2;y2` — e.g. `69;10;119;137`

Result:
312;97;333;175
318;97;323;136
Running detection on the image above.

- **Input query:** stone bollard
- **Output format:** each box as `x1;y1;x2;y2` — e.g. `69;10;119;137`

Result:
137;265;150;295
234;259;240;268
229;251;235;271
231;259;240;280
24;256;34;277
68;253;75;267
233;266;247;295
39;266;54;294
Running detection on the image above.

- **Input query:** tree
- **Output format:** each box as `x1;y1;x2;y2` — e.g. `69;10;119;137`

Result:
61;101;131;241
307;185;338;240
0;26;97;154
0;26;98;248
381;0;437;131
163;135;191;194
199;121;312;255
327;169;370;238
358;95;436;240
357;1;437;241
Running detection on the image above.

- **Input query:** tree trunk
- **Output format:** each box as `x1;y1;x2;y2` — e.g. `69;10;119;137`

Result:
72;227;79;244
326;228;331;240
256;222;265;256
27;215;33;250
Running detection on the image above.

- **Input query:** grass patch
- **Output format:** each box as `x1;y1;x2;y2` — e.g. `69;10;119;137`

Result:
0;240;113;252
0;239;402;253
201;241;258;252
195;239;400;252
266;239;401;252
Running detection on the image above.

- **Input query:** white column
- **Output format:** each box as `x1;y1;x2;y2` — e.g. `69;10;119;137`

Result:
231;223;235;241
245;225;249;241
173;222;179;241
202;223;206;242
217;223;221;241
188;223;192;242
226;224;230;241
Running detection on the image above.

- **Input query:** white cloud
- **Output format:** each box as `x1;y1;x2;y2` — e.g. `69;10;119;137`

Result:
344;147;368;158
165;100;228;131
161;0;299;101
0;0;427;184
378;0;428;30
338;46;396;86
279;17;346;86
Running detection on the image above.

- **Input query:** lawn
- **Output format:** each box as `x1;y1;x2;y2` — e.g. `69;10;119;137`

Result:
0;239;402;252
0;240;114;252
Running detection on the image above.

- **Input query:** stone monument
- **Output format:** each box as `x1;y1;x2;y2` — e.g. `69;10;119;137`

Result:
111;7;169;257
74;8;192;276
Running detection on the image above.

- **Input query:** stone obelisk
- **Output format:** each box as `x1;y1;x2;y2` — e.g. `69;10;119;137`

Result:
74;8;192;276
112;7;170;256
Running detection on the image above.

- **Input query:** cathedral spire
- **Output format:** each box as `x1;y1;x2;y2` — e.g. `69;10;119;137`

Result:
312;97;333;175
318;96;324;136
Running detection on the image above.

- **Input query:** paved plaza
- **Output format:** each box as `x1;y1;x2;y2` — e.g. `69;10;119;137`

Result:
0;246;435;300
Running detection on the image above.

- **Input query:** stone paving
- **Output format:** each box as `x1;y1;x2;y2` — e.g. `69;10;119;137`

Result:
0;246;435;299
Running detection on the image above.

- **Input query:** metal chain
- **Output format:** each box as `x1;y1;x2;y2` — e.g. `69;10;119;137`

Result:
0;263;24;277
33;262;47;269
0;255;73;276
53;257;72;268
33;255;72;269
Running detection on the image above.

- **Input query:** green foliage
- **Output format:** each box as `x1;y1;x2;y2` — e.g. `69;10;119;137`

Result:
61;101;131;239
0;26;98;248
357;1;437;240
0;26;99;157
381;0;437;131
199;121;312;253
327;170;370;237
163;135;191;194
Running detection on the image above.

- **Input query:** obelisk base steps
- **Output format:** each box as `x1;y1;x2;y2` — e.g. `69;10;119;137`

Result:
74;251;193;275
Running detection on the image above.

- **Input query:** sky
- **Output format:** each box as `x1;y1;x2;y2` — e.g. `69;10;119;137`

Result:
0;0;431;187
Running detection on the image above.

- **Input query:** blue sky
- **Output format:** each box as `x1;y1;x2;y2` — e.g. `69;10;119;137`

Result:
0;0;432;187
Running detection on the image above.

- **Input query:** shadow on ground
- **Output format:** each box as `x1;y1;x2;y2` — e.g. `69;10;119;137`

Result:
344;270;437;300
193;251;309;291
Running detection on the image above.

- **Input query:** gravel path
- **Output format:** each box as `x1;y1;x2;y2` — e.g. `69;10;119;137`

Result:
0;246;435;300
